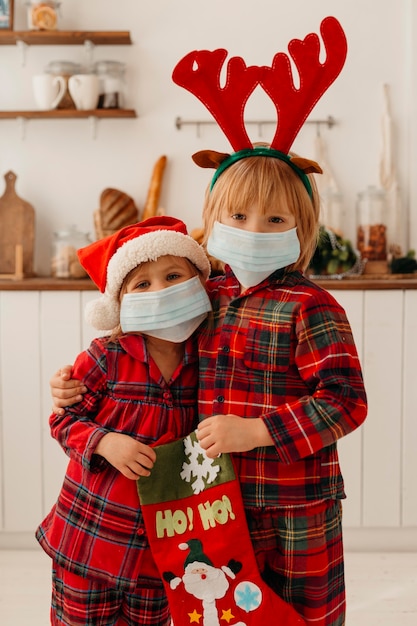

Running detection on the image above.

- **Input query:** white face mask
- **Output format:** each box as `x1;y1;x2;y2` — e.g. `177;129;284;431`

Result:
120;275;212;343
207;221;300;288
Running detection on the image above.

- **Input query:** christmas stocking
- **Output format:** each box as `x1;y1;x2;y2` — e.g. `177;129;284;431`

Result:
137;431;305;626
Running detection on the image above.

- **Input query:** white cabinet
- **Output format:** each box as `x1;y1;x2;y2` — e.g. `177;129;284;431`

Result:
0;286;416;549
0;289;98;545
331;289;417;550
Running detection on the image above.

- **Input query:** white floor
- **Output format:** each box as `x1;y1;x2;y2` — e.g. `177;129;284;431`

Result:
0;549;416;625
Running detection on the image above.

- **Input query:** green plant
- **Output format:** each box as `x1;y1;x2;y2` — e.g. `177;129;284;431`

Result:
308;226;358;276
390;249;417;274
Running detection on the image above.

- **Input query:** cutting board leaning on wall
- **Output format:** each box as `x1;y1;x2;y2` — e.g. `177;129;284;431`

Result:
0;171;35;277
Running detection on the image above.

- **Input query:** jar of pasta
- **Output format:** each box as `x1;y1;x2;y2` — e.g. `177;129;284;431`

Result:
51;226;90;279
356;186;388;272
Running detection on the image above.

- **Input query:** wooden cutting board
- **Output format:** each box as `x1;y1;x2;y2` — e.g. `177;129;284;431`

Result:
0;171;35;277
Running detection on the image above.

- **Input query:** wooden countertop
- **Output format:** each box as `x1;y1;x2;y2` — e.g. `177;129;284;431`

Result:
1;276;417;291
309;276;417;290
0;277;98;291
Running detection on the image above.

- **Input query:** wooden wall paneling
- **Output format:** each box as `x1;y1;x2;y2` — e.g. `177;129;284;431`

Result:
39;292;84;516
0;292;42;531
330;290;365;527
402;290;417;526
362;290;403;527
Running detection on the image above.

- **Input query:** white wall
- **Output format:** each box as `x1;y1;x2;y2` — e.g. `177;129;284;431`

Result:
1;0;415;275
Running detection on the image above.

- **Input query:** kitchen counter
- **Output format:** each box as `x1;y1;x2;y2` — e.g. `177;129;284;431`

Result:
1;276;417;290
0;277;97;290
1;274;417;549
309;276;417;290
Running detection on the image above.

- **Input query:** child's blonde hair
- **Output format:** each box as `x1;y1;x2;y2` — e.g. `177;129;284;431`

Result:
201;151;320;273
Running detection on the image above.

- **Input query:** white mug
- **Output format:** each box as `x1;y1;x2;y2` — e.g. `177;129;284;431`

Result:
68;74;100;110
32;74;66;110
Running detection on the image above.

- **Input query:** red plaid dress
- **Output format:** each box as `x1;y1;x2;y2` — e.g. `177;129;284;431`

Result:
198;267;368;625
36;333;198;592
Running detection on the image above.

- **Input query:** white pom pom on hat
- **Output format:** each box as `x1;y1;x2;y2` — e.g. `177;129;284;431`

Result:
78;216;211;331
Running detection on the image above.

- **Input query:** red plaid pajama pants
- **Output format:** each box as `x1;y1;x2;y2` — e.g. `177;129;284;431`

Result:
246;499;345;626
51;563;170;626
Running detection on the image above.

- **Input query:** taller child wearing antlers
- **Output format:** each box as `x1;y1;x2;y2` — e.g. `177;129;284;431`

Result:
50;17;367;625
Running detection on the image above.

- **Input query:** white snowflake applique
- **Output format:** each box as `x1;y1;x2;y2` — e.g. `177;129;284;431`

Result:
180;433;221;494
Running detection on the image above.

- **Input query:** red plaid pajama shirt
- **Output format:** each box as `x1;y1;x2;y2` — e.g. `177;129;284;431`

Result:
36;333;198;621
198;267;368;625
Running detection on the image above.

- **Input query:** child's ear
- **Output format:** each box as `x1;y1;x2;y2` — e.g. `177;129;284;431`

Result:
290;157;323;175
192;150;230;169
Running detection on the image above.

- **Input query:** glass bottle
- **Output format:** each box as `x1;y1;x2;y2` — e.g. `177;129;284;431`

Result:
320;189;345;234
356;186;388;261
93;60;127;109
51;226;90;278
45;60;82;109
26;1;62;31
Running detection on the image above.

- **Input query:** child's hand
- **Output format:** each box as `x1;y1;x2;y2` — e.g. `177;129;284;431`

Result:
197;414;273;458
95;432;157;480
50;365;87;415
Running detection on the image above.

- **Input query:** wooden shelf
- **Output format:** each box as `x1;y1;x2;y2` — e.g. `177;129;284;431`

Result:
0;30;132;45
0;109;137;119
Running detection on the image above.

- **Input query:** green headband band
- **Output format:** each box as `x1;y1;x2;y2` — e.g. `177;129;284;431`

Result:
209;147;313;198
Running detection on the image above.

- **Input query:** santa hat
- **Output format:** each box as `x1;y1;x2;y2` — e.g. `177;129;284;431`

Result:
179;539;213;569
78;216;211;331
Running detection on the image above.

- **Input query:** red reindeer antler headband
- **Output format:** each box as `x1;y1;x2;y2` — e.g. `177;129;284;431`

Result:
172;16;347;196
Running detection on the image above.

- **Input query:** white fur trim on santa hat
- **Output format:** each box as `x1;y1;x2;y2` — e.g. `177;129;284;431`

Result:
86;229;211;331
85;294;120;331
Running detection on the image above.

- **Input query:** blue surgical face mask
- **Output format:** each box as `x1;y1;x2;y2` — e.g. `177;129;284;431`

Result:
120;275;211;343
207;221;300;288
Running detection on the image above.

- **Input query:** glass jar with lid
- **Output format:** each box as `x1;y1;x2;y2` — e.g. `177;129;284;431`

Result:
26;1;61;31
45;61;82;109
320;189;346;234
51;226;90;279
356;186;388;262
93;61;127;109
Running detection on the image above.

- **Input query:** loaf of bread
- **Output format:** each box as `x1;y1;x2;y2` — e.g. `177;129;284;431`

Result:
142;156;167;221
94;188;139;239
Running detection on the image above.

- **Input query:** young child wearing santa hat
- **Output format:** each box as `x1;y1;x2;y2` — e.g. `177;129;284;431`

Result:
36;216;211;626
